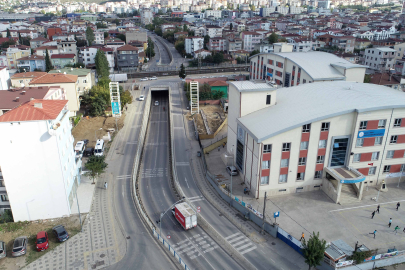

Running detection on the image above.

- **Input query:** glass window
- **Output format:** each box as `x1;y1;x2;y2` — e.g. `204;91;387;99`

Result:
386;150;394;159
262;160;270;169
319;140;327;148
282;143;291;151
371;152;379;161
298;157;306;165
330;138;349;167
263;144;271;153
391;135;398;144
375;137;383;145
314;170;323;179
279;174;287;183
383;165;391;173
359;121;367;130
297;172;305;180
0;195;8;202
353;154;361;162
266;94;271;105
321;122;330;131
261;176;269;185
369;167;376;175
281;159;289;168
394;118;402;127
356;138;364;147
378;119;386;128
302;124;311;133
300;141;308;150
317;155;324;163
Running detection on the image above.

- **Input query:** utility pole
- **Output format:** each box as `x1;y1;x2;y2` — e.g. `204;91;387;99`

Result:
261;192;267;235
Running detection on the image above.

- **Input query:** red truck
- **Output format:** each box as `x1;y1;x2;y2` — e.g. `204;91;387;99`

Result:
172;202;197;230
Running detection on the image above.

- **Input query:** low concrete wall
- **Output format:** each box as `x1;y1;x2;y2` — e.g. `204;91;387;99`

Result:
199;117;228;140
322;179;338;203
203;137;227;154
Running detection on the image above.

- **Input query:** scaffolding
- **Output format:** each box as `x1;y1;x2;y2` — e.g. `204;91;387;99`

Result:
109;82;121;117
190;81;199;115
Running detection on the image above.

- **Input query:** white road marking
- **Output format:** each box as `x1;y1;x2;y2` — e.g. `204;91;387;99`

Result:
176;162;190;166
184;178;190;188
126;141;138;145
189;197;205;203
116;175;132;179
329;199;405;212
240;246;258;255
173;127;183;129
225;233;240;240
225;232;257;255
227;235;246;244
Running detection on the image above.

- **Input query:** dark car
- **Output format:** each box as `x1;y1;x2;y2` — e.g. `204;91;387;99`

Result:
52;225;69;242
36;231;49;251
12;236;27;257
83;147;94;157
83;139;89;146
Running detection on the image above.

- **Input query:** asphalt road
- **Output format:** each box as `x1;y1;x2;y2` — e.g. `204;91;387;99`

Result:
138;82;243;270
148;33;187;70
105;88;176;270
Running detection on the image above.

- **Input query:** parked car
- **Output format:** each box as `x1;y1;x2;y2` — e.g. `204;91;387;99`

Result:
52;225;69;242
155;101;159;106
139;95;145;101
181;78;186;82
36;231;49;251
12;236;27;257
140;77;148;81
83;147;94;157
150;76;158;80
83;139;89;146
0;241;6;259
226;166;238;176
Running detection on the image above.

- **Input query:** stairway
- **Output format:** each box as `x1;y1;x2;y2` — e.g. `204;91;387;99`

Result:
339;183;360;204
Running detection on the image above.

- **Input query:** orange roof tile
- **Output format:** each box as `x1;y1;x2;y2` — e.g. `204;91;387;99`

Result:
0;99;68;122
29;73;78;84
11;72;47;79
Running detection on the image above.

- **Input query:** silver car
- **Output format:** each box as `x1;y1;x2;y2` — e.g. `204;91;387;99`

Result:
0;241;6;259
12;236;27;257
226;166;238;176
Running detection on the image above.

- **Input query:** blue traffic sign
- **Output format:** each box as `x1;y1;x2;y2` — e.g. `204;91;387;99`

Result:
274;211;280;218
111;102;120;115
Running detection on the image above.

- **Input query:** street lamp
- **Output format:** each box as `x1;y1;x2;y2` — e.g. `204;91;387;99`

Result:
95;128;102;141
156;196;185;235
225;145;235;205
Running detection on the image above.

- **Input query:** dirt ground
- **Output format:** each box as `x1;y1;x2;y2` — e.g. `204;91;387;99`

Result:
0;215;82;270
72;114;126;148
193;105;225;135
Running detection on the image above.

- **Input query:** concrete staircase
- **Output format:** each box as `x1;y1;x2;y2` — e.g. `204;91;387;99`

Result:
339;183;360;204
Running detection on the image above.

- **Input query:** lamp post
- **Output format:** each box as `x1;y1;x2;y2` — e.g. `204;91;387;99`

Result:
156;196;185;235
225;145;235;205
95;128;102;141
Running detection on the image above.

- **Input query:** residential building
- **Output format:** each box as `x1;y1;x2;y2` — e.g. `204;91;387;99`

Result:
51;54;77;69
227;38;243;53
369;73;405;92
185;37;204;55
259;7;276;17
205;10;222;19
227;81;405;201
241;31;263;52
0;67;10;90
208;80;228;98
116;44;139;72
34;45;64;58
331;36;355;53
6;45;31;69
249;51;366;85
208;37;227;51
205;25;223;38
0;99;83;221
141;9;153;25
354;38;371;50
194;49;212;59
49;68;94;96
361;47;396;72
126;31;147;43
16;55;45;72
393;43;405;61
94;31;105;45
30;37;49;49
10;72;47;88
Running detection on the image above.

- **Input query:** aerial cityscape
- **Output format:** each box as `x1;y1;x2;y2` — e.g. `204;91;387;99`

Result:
0;0;405;269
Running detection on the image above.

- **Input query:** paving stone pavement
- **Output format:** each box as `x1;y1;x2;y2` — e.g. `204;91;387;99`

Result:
24;173;126;270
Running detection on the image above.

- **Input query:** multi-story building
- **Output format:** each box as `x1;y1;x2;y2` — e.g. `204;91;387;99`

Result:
126;31;148;43
249;49;366;85
6;45;31;69
208;37;227;51
51;54;77;69
30;37;49;49
49;68;94;96
227;80;405;201
94;31;105;45
259;7;276;17
10;72;47;88
205;10;222;19
141;9;153;25
0;99;83;221
227;38;243;53
241;31;263;52
361;47;396;72
116;44;139;71
205;25;223;38
185;37;204;55
0;67;10;90
16;55;45;72
331;36;355;53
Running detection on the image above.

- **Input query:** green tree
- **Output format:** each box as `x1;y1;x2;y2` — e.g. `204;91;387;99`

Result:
213;52;224;64
175;40;185;55
120;89;132;107
203;35;210;49
104;32;108;39
84;156;108;184
302;232;327;270
250;50;260;56
6;29;10;38
183;24;188;32
268;32;278;44
45;49;52;72
95;49;110;79
86;26;95;46
117;33;126;43
364;74;371;83
179;63;186;79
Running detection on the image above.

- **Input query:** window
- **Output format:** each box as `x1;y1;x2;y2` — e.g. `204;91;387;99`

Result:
0;195;8;202
293;66;296;71
279;174;287;183
297;172;305;180
19;80;23;83
83;79;87;83
314;170;323;179
263;144;271;153
375;137;383;145
300;141;308;150
378;119;386;128
321;122;330;131
356;138;364;147
394;118;402;127
261;176;269;185
281;159;289;167
266;94;271;105
298;157;306;165
282;143;291;151
302;124;311;133
262;160;270;169
359;121;368;130
386;150;394;159
383;165;391;173
353;154;361;162
0;180;4;187
371;152;379;161
303;79;306;84
316;155;324;164
369;167;376;175
319;140;327;148
391;135;398;144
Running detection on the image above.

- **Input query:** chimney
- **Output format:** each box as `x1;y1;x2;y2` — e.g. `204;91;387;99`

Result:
34;103;42;108
22;91;26;95
15;97;20;102
30;98;34;101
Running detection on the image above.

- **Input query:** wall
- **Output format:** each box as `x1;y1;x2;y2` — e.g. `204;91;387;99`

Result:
345;67;366;83
322;178;338;202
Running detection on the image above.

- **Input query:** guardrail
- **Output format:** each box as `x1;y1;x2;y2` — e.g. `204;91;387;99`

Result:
130;87;189;270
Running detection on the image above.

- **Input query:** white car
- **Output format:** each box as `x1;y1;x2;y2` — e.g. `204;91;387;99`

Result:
155;101;159;106
139;95;145;101
140;77;148;81
150;76;158;80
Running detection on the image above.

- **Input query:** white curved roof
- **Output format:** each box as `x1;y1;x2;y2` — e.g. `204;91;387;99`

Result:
237;81;405;143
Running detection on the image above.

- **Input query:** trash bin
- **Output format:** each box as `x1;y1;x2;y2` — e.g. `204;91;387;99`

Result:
197;151;201;157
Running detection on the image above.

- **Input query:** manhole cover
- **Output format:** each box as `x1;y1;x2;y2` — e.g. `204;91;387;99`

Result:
272;242;276;245
100;254;106;258
126;236;130;239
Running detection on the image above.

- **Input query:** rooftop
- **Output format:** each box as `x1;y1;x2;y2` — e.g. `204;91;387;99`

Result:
0;87;51;109
50;54;76;59
236;81;405;143
230;81;276;92
29;73;78;84
11;72;47;79
48;68;91;76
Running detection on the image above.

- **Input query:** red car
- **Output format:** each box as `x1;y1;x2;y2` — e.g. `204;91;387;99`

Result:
36;231;49;251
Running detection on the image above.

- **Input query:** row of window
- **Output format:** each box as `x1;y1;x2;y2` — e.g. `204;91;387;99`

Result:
354;150;405;162
356;135;402;146
359;119;402;130
261;169;323;185
383;164;405;173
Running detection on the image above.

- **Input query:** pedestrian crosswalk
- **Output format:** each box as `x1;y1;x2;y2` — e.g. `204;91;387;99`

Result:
141;168;169;178
225;232;257;255
171;234;219;260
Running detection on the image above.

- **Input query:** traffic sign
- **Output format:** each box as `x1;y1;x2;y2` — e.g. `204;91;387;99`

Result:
167;235;171;239
274;211;280;218
197;206;201;213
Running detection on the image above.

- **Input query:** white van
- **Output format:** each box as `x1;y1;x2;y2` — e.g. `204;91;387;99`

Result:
75;141;86;158
94;139;105;156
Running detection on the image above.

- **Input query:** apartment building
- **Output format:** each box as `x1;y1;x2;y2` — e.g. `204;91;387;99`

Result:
205;25;223;38
361;47;396;72
208;37;227;51
30;37;49;49
0;67;10;90
185;37;204;55
6;45;31;69
51;54;77;69
241;31;263;52
331;36;355;53
49;68;94;96
10;72;47;88
227;81;405;201
16;55;45;72
116;44;139;71
141;9;153;25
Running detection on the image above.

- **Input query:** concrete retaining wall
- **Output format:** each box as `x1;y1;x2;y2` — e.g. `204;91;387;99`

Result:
322;179;338;203
203;137;227;154
199;117;228;140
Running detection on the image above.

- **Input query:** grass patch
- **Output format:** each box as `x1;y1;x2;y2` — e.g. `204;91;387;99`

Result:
0;221;30;233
